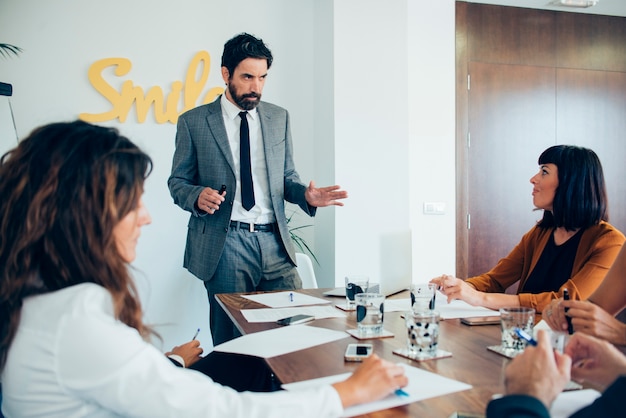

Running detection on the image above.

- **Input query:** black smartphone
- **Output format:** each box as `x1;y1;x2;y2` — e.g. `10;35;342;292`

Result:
344;343;373;362
276;314;314;326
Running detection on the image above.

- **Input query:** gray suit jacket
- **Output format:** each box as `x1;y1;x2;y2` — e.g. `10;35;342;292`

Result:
168;97;316;282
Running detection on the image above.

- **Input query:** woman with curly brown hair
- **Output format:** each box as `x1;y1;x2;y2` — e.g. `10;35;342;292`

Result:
0;120;405;417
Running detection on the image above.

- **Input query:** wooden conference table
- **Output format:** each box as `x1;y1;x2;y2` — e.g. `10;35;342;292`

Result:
216;289;509;417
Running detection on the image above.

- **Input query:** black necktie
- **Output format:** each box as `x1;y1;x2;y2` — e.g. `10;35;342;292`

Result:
239;111;255;211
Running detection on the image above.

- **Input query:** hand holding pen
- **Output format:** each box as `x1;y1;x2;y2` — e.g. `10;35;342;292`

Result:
502;330;571;409
165;332;203;368
331;354;408;408
563;289;575;335
542;291;574;333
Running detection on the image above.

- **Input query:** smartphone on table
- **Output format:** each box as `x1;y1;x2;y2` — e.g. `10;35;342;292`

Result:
276;314;315;326
344;343;373;362
460;316;500;326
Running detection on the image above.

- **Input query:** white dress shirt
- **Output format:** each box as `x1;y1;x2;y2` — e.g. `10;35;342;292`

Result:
1;283;343;418
221;95;275;224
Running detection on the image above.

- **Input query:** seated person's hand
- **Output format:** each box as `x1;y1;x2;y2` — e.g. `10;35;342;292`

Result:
564;300;626;346
166;340;203;368
430;274;482;306
565;332;626;391
504;330;571;409
542;298;568;332
331;354;407;408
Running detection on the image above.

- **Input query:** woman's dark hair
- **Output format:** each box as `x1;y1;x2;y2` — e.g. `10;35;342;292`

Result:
221;32;273;77
537;144;608;230
0;120;153;369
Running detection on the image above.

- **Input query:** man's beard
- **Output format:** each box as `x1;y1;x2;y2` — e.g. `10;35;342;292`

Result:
229;84;261;110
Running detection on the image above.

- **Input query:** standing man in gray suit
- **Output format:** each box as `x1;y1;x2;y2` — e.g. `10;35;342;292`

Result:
168;33;348;345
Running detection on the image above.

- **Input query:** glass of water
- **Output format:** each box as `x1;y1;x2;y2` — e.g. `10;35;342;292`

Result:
405;310;440;359
410;283;437;313
355;292;384;337
345;276;369;309
499;307;535;353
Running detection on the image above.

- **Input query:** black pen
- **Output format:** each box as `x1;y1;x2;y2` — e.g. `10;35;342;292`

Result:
563;289;574;335
192;328;200;341
218;185;226;195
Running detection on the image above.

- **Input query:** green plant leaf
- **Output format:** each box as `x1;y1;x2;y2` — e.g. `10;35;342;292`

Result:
286;211;319;265
0;44;23;58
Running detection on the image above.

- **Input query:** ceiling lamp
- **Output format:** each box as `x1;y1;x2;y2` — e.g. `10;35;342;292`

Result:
550;0;599;8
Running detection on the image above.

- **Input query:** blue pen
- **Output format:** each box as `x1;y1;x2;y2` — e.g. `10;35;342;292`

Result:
192;328;200;341
395;388;410;397
514;327;537;346
289;292;294;302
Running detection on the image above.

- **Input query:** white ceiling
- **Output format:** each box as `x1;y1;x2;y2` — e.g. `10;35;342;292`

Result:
461;0;626;17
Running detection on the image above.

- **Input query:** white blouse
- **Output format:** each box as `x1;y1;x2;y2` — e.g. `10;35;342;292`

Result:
1;283;343;417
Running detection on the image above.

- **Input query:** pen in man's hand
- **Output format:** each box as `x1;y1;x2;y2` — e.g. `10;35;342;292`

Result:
514;327;537;346
563;289;574;335
192;328;200;341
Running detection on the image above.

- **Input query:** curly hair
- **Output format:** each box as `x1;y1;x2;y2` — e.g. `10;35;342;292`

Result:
0;120;153;369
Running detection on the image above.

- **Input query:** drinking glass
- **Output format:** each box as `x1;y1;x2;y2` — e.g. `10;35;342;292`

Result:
355;292;384;337
499;307;535;352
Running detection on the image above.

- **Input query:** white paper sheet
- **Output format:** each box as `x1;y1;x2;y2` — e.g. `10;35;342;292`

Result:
385;294;499;319
491;388;601;418
384;298;412;312
212;324;349;358
550;388;601;417
282;363;472;417
243;291;331;308
432;292;500;319
242;305;346;323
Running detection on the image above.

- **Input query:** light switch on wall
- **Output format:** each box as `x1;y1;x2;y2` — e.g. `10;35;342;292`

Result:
423;201;446;215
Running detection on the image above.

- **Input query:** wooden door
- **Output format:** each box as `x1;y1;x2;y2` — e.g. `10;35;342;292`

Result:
466;62;555;277
556;69;626;234
456;2;626;280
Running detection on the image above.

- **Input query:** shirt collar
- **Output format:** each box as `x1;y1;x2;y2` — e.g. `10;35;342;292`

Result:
220;94;259;121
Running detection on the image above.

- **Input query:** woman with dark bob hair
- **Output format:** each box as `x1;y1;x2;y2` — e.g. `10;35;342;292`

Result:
431;145;625;313
0;121;406;417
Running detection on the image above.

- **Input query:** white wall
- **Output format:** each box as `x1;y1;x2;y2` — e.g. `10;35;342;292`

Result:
332;0;456;285
0;0;456;351
407;0;457;281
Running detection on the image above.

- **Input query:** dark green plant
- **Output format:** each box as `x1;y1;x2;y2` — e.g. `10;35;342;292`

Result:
0;44;22;58
286;211;319;265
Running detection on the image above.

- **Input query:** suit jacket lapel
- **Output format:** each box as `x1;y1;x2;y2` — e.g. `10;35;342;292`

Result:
205;98;236;177
257;102;282;188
